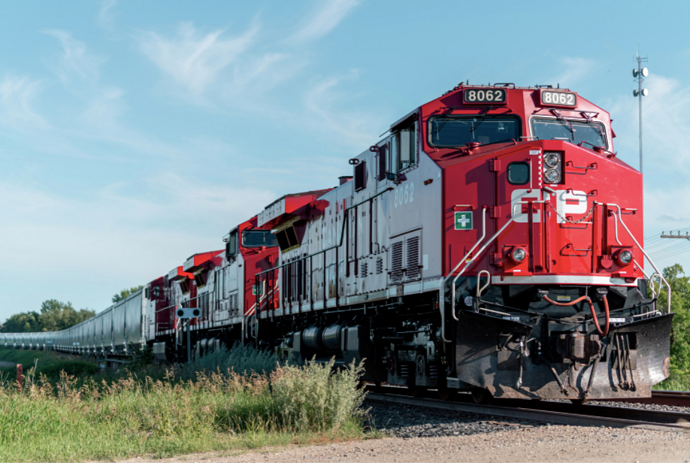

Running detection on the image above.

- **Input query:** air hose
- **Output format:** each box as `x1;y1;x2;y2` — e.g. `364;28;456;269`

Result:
543;295;610;337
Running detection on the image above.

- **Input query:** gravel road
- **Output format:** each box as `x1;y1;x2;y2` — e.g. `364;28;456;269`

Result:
112;399;690;463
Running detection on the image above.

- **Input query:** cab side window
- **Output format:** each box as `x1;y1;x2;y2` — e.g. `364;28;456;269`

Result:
391;121;417;173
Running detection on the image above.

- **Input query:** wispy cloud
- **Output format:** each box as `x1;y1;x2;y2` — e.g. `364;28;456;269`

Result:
550;57;595;88
140;22;259;97
288;0;360;44
609;74;690;174
0;174;276;291
98;0;118;30
42;30;105;89
304;71;383;148
0;75;48;129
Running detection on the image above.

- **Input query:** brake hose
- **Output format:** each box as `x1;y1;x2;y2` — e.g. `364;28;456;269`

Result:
543;295;610;337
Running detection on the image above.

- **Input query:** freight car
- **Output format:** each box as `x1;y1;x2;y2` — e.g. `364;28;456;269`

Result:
1;83;672;403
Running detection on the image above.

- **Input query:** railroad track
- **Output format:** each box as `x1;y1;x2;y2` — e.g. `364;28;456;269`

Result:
612;390;690;408
365;387;690;433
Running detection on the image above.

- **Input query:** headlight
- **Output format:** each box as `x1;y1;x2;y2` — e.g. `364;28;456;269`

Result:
544;152;561;168
544;168;561;183
511;247;527;262
616;250;633;265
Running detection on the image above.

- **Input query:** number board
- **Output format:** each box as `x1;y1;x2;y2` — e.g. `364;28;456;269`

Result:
540;90;577;107
463;88;507;105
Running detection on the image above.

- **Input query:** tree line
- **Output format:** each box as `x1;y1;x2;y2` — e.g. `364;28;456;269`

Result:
0;286;144;333
0;300;95;333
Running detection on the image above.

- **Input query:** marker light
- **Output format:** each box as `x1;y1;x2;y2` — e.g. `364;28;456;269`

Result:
544;168;561;183
616;250;633;266
511;247;527;263
544;152;561;168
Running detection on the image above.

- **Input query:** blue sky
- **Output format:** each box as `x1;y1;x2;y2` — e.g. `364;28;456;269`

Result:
2;0;690;321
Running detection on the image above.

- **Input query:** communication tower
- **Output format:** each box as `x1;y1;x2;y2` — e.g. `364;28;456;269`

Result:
632;48;648;174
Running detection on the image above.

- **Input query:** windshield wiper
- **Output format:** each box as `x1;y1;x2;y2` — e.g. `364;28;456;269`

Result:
469;106;493;134
431;106;463;136
580;111;606;142
550;109;574;136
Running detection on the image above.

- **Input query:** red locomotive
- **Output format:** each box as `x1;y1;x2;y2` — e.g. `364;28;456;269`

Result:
3;83;672;403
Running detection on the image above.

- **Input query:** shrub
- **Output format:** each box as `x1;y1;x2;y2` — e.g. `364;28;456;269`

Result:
270;358;367;432
0;357;369;462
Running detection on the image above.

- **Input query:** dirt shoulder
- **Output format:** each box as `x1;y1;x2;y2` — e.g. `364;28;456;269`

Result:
112;425;690;463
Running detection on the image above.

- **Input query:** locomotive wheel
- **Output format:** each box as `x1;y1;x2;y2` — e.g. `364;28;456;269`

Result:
407;385;421;397
437;386;456;401
570;398;589;406
471;387;493;404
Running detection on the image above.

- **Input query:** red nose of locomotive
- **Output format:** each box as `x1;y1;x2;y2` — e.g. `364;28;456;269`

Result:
443;139;644;286
428;85;670;401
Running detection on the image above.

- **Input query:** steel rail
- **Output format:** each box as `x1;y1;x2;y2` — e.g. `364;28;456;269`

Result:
606;390;690;408
365;389;690;433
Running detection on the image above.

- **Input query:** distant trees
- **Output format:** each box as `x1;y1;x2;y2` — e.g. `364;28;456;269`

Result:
0;300;95;333
659;264;690;379
112;286;144;303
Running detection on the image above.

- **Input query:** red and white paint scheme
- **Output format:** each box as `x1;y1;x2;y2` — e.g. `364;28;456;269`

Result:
3;83;672;403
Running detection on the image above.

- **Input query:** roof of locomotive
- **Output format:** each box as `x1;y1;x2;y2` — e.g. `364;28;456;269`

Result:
402;82;628;170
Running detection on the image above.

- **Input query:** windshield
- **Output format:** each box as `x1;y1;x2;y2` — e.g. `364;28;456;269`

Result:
242;230;278;248
531;117;608;149
428;116;521;148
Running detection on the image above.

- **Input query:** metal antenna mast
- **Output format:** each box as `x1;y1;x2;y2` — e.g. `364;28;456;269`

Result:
632;47;648;174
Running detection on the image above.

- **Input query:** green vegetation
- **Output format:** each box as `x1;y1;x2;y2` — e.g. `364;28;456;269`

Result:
112;285;144;303
0;346;371;463
0;349;98;381
654;264;690;391
0;300;94;333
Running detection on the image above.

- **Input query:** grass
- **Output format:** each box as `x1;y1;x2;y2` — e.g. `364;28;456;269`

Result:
0;347;373;463
0;348;98;381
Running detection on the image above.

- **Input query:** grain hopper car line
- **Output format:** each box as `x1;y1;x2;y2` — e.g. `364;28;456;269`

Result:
0;83;673;403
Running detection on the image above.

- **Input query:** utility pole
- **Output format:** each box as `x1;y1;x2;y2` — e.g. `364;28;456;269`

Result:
632;48;648;174
661;231;690;240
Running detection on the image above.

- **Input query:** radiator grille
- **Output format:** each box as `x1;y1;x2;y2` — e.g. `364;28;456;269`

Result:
360;261;368;278
376;258;384;275
406;236;420;280
390;241;404;283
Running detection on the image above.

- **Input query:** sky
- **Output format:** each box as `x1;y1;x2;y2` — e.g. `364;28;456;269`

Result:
2;0;690;321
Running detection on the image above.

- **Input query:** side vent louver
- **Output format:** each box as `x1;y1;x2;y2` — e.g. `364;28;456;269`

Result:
360;262;368;278
376;258;383;275
406;236;421;280
390;241;404;283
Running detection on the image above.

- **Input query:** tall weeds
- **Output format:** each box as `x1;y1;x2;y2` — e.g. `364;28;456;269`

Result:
0;347;368;463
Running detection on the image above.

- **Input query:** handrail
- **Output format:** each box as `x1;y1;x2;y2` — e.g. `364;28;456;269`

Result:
438;207;487;342
254;187;392;277
440;201;544;342
608;207;658;301
477;270;491;298
606;203;671;313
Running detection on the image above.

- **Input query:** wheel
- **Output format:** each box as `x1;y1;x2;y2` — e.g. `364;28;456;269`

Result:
570;398;589;406
438;387;456;401
407;385;422;397
471;387;493;404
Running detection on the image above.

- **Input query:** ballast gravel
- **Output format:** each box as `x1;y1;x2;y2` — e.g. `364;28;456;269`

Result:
364;400;545;438
591;399;690;414
114;399;690;463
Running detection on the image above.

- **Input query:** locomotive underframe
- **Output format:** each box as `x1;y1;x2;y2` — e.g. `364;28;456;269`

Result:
237;277;672;401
